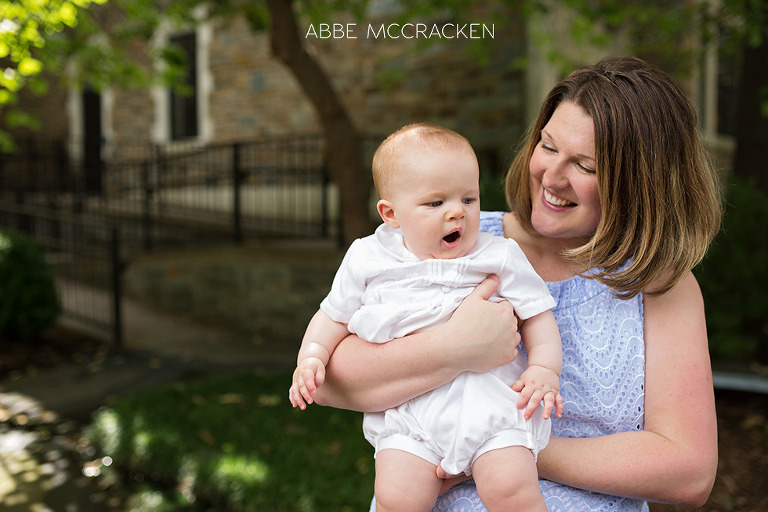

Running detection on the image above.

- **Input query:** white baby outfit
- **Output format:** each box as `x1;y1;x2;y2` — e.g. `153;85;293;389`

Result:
321;223;556;476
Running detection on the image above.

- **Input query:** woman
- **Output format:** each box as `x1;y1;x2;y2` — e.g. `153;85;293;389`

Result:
315;56;721;510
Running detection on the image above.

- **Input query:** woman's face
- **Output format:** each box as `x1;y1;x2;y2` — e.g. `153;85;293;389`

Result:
529;101;601;244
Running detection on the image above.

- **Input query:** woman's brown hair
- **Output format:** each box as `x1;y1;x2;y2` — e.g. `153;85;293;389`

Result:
506;56;722;298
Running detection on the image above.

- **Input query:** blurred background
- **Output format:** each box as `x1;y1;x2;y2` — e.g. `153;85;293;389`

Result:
0;0;766;511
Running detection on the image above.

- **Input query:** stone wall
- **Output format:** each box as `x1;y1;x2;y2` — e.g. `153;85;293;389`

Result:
122;243;344;343
9;77;70;141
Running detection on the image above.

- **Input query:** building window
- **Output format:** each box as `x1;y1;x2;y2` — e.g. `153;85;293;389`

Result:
169;32;198;140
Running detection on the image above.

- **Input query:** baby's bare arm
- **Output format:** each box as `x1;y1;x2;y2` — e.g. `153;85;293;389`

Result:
512;311;563;419
289;310;350;409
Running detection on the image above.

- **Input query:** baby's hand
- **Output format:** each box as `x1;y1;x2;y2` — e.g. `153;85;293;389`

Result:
511;365;563;420
289;357;326;410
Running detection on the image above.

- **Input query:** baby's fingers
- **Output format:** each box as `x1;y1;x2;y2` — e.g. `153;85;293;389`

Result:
516;382;532;410
298;379;315;407
297;369;318;393
524;390;544;420
541;392;555;420
290;373;314;409
289;384;306;409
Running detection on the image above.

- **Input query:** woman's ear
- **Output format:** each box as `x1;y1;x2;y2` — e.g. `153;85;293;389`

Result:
377;199;399;228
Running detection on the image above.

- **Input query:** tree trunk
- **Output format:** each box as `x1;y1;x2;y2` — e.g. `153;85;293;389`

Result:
265;0;374;245
733;9;768;192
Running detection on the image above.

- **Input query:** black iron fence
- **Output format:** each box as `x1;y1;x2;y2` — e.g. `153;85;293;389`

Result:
101;136;348;249
0;202;123;345
0;135;355;250
0;133;380;345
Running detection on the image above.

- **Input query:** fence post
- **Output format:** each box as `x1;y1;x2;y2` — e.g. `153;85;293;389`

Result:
53;141;67;209
320;163;344;247
155;144;165;215
141;161;153;251
232;142;243;243
14;192;32;234
321;163;329;238
110;226;123;347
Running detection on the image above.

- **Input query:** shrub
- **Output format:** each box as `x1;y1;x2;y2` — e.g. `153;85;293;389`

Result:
695;177;768;362
0;230;61;343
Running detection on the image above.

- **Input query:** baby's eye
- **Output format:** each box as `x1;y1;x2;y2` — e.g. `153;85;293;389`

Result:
463;197;476;205
427;201;443;207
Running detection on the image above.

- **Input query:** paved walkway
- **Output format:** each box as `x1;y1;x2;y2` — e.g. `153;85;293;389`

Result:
0;295;298;511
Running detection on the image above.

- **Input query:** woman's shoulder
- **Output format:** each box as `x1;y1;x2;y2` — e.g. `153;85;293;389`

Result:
642;271;702;317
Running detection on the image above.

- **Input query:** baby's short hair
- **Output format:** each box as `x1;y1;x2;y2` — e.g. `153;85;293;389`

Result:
372;122;474;199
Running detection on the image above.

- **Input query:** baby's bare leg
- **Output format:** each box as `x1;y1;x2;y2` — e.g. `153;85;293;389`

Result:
375;449;442;512
472;446;547;512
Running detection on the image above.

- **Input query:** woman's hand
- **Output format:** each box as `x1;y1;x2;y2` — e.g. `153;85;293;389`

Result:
443;275;521;373
437;470;471;496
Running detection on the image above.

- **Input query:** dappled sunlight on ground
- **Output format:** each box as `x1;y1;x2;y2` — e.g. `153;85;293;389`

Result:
0;393;124;511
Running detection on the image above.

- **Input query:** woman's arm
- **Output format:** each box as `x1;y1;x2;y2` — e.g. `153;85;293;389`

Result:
314;276;522;412
536;272;718;506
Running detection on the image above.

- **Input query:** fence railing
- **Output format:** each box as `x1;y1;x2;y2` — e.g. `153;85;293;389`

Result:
0;135;377;250
102;136;340;248
0;202;123;345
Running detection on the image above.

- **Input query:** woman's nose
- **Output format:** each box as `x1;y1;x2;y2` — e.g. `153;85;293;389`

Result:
542;160;568;189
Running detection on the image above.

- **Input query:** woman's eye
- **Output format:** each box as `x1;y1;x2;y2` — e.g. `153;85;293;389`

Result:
541;143;556;153
577;163;596;174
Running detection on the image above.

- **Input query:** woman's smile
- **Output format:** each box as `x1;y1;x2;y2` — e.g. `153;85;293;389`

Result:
543;189;575;208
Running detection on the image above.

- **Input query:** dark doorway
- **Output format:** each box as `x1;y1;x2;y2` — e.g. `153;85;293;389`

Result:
82;86;103;194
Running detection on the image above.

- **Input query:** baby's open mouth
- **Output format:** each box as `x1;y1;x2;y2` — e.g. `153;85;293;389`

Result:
443;231;460;243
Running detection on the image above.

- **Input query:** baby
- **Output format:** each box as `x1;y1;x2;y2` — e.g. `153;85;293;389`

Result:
290;123;562;511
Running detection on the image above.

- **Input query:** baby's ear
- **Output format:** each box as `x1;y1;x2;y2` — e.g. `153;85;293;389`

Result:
376;199;399;228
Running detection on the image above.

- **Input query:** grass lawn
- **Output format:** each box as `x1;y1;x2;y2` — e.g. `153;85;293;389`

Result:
86;370;374;511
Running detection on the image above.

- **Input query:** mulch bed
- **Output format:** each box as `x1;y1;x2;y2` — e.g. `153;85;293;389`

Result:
0;326;110;382
2;327;767;511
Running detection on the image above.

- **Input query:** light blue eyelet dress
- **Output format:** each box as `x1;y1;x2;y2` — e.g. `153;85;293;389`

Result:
370;211;649;512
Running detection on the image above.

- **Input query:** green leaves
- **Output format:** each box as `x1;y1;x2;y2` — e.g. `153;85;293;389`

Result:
17;56;43;76
0;0;107;144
